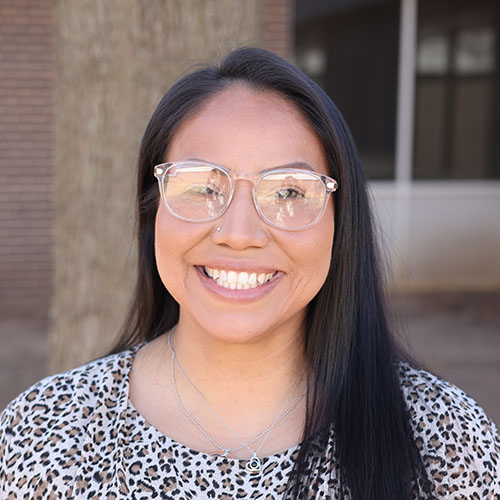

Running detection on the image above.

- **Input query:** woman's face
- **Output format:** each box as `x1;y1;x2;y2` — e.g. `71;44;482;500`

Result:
155;85;334;344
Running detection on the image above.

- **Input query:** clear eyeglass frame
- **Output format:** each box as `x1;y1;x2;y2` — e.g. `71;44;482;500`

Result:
153;160;339;231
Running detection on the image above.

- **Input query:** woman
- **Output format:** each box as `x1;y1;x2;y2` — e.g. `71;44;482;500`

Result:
1;47;499;499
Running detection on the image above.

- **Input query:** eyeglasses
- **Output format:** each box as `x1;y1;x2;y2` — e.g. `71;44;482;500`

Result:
154;160;338;231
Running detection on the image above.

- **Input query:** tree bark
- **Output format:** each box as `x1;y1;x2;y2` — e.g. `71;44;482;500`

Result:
51;0;264;372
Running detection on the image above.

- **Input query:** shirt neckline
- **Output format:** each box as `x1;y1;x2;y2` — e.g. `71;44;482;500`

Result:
119;341;300;467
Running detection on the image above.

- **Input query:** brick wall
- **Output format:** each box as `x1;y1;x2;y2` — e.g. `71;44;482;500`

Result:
262;0;294;60
0;0;54;318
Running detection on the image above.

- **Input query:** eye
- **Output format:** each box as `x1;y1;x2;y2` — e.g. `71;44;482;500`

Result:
206;180;226;197
183;184;223;198
204;185;217;196
275;187;305;200
181;184;205;195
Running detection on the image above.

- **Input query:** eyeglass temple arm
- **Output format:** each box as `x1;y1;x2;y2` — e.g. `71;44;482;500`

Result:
325;178;338;192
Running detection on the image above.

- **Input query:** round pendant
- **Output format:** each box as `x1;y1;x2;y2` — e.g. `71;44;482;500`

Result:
245;455;261;473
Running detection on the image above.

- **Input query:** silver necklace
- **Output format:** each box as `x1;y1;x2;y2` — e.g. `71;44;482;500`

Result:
168;333;306;474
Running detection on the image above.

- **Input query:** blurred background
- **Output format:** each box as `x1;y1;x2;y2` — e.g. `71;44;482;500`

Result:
1;0;499;423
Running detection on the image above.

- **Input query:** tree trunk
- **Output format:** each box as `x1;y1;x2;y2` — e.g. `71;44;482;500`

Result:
51;0;264;372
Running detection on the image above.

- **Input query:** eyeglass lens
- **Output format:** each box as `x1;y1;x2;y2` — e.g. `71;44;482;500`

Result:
162;164;327;229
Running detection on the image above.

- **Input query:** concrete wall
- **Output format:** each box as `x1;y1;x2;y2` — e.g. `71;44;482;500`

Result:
50;0;271;372
371;181;500;291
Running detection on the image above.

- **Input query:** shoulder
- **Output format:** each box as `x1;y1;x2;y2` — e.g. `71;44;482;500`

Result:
397;362;498;439
397;362;500;497
0;348;135;461
1;348;134;425
0;347;138;495
398;362;493;424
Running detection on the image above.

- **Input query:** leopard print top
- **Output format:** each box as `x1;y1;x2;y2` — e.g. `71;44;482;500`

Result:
1;344;499;499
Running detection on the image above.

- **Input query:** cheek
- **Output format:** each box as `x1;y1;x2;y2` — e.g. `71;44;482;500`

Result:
311;204;335;287
154;211;173;288
154;208;186;296
154;205;211;301
314;199;335;262
310;231;334;284
288;205;334;293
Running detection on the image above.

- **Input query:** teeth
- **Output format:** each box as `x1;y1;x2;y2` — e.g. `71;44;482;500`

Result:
204;267;277;289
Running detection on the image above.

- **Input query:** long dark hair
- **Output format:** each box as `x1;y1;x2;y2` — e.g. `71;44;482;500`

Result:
111;47;432;499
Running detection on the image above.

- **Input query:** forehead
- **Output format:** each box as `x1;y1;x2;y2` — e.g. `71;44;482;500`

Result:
166;85;329;176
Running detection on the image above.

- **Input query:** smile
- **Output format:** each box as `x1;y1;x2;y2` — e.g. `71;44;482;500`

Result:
203;267;278;290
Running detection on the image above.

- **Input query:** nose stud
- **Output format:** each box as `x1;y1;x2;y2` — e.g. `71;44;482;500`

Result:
216;226;222;232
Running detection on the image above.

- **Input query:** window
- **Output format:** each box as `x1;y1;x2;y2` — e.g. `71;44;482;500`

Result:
295;0;400;180
414;0;500;179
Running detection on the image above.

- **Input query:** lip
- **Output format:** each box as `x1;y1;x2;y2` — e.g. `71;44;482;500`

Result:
195;265;284;302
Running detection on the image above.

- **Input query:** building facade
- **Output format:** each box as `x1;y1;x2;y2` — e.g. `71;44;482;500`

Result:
296;0;500;290
1;0;499;320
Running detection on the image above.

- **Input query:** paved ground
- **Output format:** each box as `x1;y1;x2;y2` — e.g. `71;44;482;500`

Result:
1;292;499;425
392;292;500;425
0;317;48;411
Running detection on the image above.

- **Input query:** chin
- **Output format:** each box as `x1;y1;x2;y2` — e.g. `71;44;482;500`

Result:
198;317;274;344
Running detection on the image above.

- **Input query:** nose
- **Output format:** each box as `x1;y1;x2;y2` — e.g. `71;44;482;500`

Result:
212;182;269;249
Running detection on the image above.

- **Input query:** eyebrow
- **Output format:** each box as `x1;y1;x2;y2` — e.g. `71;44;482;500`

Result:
276;161;314;171
184;158;316;173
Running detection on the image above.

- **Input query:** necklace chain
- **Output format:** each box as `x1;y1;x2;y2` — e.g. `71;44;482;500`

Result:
168;333;306;473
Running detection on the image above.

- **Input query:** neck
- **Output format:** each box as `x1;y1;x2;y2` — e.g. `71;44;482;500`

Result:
170;310;306;397
131;309;308;457
154;308;307;438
